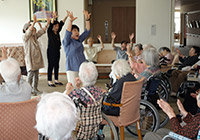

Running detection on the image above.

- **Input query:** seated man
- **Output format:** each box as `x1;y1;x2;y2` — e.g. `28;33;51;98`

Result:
0;58;31;102
35;92;78;140
144;95;200;140
84;35;104;64
170;46;200;96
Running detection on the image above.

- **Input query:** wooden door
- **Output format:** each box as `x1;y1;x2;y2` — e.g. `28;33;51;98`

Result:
112;7;136;43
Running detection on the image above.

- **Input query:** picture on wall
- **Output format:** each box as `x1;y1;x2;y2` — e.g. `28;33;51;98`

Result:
29;0;57;21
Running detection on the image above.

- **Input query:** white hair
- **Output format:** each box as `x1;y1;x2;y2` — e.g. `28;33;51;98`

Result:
0;57;20;83
79;62;98;87
35;92;78;140
143;44;156;50
111;59;131;78
142;47;159;67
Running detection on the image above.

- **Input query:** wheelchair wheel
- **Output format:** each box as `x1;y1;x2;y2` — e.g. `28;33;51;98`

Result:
161;74;172;96
157;81;169;101
125;100;160;137
100;113;119;140
158;108;169;128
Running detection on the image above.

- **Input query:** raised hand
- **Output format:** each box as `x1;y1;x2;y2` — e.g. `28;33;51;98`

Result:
1;47;7;60
97;35;102;41
129;33;135;41
177;99;188;117
52;12;58;19
75;77;82;88
47;16;51;25
157;99;176;119
111;32;116;39
83;10;91;21
33;15;37;23
65;82;74;95
66;10;70;17
69;11;77;22
127;44;131;52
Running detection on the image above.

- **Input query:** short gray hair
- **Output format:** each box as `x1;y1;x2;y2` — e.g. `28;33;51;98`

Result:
143;44;155;50
79;62;98;87
35;92;78;140
0;57;21;83
111;59;131;78
142;47;159;67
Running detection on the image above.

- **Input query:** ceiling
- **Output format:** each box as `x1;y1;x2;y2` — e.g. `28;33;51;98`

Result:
175;0;200;8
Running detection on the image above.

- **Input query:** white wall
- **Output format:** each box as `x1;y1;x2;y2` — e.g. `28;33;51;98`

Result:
136;0;175;49
0;0;175;73
0;0;84;73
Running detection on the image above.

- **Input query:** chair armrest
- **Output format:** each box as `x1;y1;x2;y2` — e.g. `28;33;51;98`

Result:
103;101;122;107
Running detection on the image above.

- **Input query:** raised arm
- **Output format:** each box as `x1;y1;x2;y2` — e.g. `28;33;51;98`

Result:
0;47;7;61
111;32;116;49
38;17;50;31
51;12;58;24
129;33;134;48
67;11;77;32
29;15;37;31
62;10;70;23
97;35;104;50
83;10;91;31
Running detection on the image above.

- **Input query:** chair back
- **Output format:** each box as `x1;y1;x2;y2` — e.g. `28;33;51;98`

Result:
0;97;39;140
119;77;144;126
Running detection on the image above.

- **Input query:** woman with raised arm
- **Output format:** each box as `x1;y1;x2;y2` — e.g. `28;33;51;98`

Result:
47;11;69;87
62;10;91;88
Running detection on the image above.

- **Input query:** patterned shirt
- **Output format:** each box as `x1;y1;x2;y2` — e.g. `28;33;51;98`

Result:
170;113;200;139
68;85;104;104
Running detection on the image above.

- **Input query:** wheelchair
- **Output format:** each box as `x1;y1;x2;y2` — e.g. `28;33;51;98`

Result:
125;73;171;137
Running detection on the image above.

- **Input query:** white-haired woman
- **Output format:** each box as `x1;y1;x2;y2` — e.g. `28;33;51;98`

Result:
136;47;160;79
103;59;136;116
35;92;78;140
0;58;31;102
66;61;104;104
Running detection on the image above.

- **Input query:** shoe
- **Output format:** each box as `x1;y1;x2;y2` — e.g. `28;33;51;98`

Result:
55;82;63;85
48;83;56;87
32;88;43;96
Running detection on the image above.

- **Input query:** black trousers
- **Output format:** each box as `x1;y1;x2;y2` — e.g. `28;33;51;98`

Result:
47;48;60;81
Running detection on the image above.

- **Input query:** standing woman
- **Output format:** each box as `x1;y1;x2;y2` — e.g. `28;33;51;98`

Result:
47;11;69;87
62;10;91;87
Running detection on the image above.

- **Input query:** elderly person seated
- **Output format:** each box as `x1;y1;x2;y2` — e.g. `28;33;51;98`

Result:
65;62;104;140
144;91;200;140
0;58;31;102
127;44;146;74
65;61;104;103
134;46;160;79
35;92;78;140
170;46;200;96
103;59;136;116
159;47;174;65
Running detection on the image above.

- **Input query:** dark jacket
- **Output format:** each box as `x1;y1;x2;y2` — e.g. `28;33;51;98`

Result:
179;55;199;70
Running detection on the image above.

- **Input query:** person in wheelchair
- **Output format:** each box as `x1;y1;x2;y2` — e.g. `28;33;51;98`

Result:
169;46;200;96
159;47;174;65
182;68;200;115
134;46;160;79
35;92;78;140
144;90;200;140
